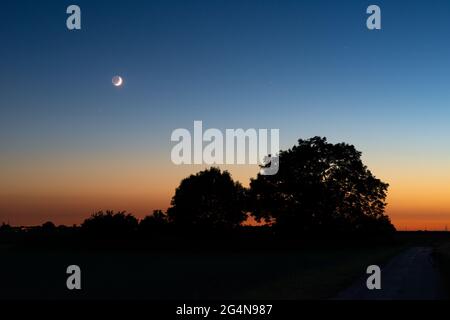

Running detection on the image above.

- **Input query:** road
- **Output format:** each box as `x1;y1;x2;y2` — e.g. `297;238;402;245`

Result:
334;247;448;300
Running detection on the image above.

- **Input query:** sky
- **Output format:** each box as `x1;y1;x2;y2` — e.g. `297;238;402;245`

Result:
1;0;450;230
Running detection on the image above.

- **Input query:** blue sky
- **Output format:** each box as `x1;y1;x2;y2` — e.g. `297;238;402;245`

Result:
1;0;450;227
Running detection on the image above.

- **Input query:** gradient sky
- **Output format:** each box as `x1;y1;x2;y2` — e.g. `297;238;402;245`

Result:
1;0;450;229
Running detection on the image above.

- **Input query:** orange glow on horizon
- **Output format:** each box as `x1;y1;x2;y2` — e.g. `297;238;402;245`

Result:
1;153;449;230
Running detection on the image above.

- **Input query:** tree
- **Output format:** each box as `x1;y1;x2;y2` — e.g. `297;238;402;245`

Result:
0;222;11;231
41;221;56;232
167;167;247;229
249;137;394;234
139;210;169;231
81;210;138;236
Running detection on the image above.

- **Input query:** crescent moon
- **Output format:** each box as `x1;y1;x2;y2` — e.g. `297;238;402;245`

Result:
112;76;123;87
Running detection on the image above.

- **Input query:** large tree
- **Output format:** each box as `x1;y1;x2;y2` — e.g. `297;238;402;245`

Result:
249;137;394;234
167;167;247;229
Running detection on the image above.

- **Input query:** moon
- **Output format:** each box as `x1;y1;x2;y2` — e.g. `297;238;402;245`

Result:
112;75;123;87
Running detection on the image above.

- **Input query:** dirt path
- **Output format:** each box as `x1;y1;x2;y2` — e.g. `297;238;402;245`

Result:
335;247;448;300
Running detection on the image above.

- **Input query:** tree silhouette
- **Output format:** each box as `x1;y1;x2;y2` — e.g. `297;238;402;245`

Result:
167;167;247;229
139;210;169;231
250;137;394;234
81;210;138;236
0;223;12;239
0;222;11;232
41;221;56;232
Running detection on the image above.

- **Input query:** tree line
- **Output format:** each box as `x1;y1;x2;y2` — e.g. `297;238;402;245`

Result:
0;137;395;245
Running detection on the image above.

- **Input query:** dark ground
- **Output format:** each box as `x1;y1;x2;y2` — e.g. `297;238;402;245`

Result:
0;246;403;300
0;232;449;300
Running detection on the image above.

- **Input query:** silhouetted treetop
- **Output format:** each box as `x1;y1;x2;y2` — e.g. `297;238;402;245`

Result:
250;137;394;234
139;210;169;232
41;221;56;231
0;223;12;232
167;167;246;229
81;210;138;235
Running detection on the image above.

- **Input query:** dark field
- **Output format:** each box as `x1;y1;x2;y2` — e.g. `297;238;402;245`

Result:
0;245;404;300
1;232;449;300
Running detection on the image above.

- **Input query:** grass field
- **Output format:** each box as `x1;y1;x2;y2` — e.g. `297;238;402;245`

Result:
0;245;406;300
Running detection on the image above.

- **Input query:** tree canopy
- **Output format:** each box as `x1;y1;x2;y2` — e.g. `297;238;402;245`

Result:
167;167;247;229
81;210;139;236
249;137;394;234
